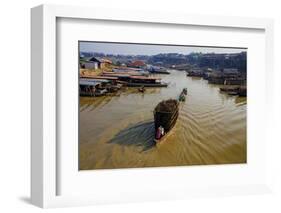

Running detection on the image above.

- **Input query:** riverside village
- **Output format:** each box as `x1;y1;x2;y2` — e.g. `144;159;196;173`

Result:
79;42;247;170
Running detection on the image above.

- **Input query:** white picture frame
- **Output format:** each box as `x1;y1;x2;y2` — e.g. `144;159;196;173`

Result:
31;4;274;208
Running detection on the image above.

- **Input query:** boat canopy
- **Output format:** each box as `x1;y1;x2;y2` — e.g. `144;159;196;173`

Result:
81;75;118;80
102;73;131;78
79;81;101;87
80;78;109;83
80;78;110;86
103;71;142;76
130;76;162;80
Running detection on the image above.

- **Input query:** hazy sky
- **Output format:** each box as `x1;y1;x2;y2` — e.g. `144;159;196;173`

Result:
79;41;246;56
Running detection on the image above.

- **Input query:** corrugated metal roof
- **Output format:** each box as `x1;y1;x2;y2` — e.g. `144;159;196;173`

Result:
103;71;143;76
81;75;118;80
80;78;109;83
80;78;110;86
79;81;101;86
102;73;131;77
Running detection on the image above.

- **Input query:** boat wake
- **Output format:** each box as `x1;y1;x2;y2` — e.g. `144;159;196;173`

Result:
80;70;247;170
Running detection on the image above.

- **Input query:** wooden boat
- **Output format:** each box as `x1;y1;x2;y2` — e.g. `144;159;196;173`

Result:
178;88;187;101
138;87;146;93
126;82;168;87
154;99;179;144
79;88;107;97
151;70;170;74
104;75;168;87
219;86;239;92
95;89;108;96
79;79;109;97
179;94;186;102
147;66;170;74
186;72;203;77
227;91;238;96
149;69;170;74
80;75;118;80
220;85;246;96
238;86;247;97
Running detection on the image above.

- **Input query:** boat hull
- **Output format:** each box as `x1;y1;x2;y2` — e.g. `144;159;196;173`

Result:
154;101;179;144
154;113;178;144
127;82;168;87
150;71;170;74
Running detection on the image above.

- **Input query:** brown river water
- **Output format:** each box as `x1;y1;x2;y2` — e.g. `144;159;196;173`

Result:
79;70;246;170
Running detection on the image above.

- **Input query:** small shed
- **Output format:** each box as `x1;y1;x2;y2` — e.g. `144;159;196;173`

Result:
80;57;102;69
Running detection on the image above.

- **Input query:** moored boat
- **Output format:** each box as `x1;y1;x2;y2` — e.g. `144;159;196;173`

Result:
220;85;247;97
238;86;247;97
128;76;168;87
126;82;168;87
219;86;239;92
179;88;187;101
154;99;179;144
146;65;170;74
79;79;109;97
138;86;146;93
151;70;170;74
186;68;203;77
227;91;239;96
179;94;186;102
101;74;168;87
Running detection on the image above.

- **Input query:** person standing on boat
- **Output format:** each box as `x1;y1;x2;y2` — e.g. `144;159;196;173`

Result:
156;126;162;139
160;126;165;136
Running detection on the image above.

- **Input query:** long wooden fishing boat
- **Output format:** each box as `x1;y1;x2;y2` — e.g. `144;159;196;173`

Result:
227;91;239;96
154;99;179;144
219;86;239;92
219;85;247;97
126;82;168;87
138;87;146;93
179;88;187;101
149;70;170;74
